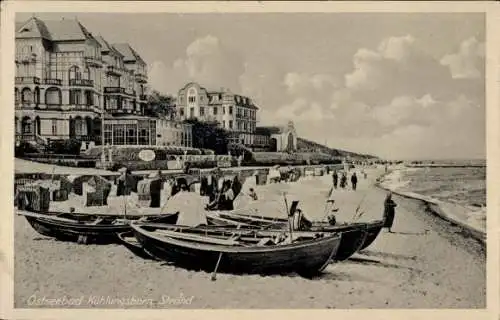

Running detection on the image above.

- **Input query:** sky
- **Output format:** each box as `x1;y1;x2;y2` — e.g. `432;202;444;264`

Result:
17;12;486;160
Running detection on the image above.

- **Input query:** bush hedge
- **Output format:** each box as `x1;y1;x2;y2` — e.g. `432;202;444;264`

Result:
81;146;203;161
46;138;82;155
15;141;41;157
106;158;222;171
246;152;342;166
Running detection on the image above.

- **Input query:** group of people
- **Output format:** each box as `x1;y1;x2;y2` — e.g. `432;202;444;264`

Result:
114;165;397;233
331;170;359;191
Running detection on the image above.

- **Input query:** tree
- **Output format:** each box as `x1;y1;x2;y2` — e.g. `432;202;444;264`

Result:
183;119;229;155
145;90;176;119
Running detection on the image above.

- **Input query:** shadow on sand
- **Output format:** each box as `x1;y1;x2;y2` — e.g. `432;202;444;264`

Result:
317;270;381;283
388;230;429;236
346;256;419;272
358;249;418;261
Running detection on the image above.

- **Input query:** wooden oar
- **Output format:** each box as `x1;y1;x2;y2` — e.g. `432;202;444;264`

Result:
211;252;223;281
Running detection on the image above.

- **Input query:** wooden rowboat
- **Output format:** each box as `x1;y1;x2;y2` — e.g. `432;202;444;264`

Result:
18;210;179;244
205;211;373;261
358;219;385;251
130;222;342;277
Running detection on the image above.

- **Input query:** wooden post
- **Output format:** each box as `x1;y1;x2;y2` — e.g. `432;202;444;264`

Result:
283;193;293;242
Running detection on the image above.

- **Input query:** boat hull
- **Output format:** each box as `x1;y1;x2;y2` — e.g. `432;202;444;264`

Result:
20;211;179;244
358;220;384;250
206;211;369;261
132;223;342;277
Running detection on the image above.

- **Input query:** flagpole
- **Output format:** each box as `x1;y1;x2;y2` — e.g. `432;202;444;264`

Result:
101;105;106;164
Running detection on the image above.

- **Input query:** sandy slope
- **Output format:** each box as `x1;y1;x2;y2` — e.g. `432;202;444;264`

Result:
13;167;485;309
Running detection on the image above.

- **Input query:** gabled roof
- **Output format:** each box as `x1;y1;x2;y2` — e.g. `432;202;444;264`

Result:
16;17;52;40
44;19;94;41
112;43;145;64
16;17;98;42
95;35;123;57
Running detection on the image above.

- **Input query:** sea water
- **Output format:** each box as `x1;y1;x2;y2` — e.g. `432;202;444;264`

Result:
380;160;486;234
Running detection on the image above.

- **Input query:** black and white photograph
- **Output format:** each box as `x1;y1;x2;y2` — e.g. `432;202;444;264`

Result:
1;1;492;314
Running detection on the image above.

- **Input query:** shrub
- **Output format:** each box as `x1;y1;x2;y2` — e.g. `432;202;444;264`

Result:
15;141;40;157
47;138;82;155
81;146;203;160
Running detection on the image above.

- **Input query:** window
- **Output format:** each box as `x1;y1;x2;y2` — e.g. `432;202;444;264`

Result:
74;118;85;136
244;122;247;131
104;124;112;145
229;120;233;129
83;67;90;80
21;88;32;104
180;108;184;117
51;120;57;135
69;90;82;105
45;87;61;105
188;96;196;103
223;106;226;114
190;108;194;118
69;66;81;80
222;120;226;128
126;124;137;145
213;107;218;115
229;106;233;115
138;128;148;145
113;124;125;145
85;91;93;106
22;118;32;134
244;109;248;118
200;107;205;116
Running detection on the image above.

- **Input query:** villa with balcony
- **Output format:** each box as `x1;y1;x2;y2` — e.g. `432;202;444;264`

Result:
14;16;157;148
176;82;259;148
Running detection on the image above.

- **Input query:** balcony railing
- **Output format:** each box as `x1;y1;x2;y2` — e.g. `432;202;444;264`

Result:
44;78;62;85
135;73;148;83
69;79;94;87
106;65;124;76
125;89;136;97
104;87;125;94
16;103;36;109
15;77;40;85
15;53;37;63
72;105;99;113
84;56;103;67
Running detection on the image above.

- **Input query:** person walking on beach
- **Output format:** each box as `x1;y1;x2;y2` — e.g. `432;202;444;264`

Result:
351;172;358;191
332;170;338;189
383;192;397;233
340;173;347;189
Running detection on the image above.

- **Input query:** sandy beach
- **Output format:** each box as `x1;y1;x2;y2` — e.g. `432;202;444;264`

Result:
14;167;485;309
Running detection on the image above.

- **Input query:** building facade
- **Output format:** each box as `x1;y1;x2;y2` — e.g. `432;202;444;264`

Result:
14;17;153;147
254;121;298;152
156;117;193;148
176;82;258;147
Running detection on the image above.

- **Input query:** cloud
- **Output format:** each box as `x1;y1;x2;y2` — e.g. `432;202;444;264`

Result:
284;72;339;95
148;35;244;94
342;34;483;106
440;37;485;79
148;33;484;160
274;98;335;123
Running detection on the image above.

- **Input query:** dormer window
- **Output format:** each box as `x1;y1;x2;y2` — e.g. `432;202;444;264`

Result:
20;27;31;33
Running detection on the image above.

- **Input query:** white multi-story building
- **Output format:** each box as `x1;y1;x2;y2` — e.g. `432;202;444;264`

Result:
176;82;258;147
14;16;156;147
